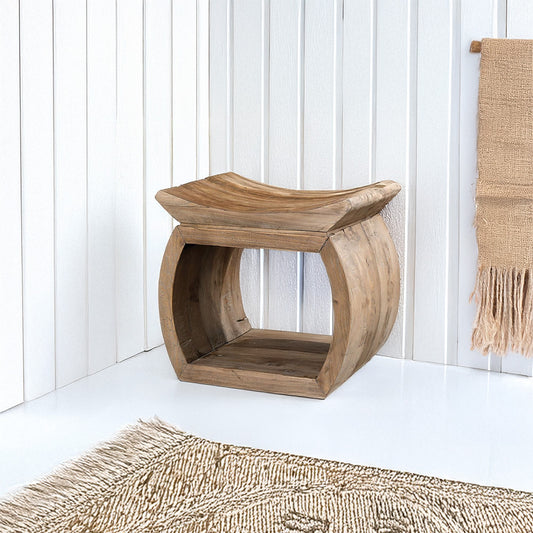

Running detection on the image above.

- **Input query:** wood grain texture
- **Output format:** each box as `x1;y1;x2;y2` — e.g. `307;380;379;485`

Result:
158;175;400;398
157;172;400;232
191;329;330;380
470;40;482;53
159;226;250;376
318;216;400;394
178;224;326;253
158;227;187;374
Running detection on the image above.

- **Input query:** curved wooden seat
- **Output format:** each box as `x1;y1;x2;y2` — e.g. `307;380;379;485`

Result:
156;172;400;232
157;173;401;399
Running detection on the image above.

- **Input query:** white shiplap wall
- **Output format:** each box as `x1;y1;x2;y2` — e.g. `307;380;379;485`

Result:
0;1;24;413
209;0;533;376
0;0;209;412
2;0;533;413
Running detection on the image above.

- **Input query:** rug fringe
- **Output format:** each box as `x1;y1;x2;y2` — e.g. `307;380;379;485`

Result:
471;266;533;357
0;418;188;532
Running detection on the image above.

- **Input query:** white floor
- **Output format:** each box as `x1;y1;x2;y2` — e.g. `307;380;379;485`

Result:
2;346;533;498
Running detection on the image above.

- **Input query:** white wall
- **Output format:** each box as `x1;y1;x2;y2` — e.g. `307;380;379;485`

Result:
209;0;533;376
0;0;209;412
2;0;533;413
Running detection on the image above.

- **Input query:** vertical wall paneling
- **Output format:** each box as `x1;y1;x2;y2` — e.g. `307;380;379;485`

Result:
500;0;533;376
374;0;417;358
260;0;269;329
144;0;172;349
342;0;374;187
487;0;506;373
7;0;533;413
87;0;117;373
507;0;533;32
413;0;458;364
266;0;300;331
173;0;197;183
457;0;500;371
233;0;263;327
196;0;210;180
448;0;461;368
20;0;55;400
206;0;533;376
53;0;88;386
0;0;23;412
209;0;229;174
333;0;343;191
301;0;336;335
116;0;145;361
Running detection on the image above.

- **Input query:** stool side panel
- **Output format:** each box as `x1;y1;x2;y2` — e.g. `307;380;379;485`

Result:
159;227;252;378
158;226;188;376
318;215;400;394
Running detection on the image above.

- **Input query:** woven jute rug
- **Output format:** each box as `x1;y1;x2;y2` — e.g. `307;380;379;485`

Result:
1;419;532;532
472;38;533;357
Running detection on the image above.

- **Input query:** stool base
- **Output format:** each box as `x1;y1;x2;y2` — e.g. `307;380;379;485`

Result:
158;214;400;399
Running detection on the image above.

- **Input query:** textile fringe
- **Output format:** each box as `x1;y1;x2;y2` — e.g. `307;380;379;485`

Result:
471;266;533;357
0;418;189;532
1;417;533;531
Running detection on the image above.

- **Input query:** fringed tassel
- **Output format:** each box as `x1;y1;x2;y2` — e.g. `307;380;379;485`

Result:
0;418;189;533
472;266;533;357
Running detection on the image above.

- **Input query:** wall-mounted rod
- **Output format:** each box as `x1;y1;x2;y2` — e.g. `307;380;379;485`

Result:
470;40;482;53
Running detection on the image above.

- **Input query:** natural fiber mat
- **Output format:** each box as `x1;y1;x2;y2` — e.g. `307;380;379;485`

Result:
1;419;532;532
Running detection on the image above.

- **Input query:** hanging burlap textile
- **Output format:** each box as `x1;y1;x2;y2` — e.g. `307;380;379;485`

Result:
472;39;533;357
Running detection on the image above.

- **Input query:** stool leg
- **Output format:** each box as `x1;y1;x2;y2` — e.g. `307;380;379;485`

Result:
318;214;400;395
158;226;250;379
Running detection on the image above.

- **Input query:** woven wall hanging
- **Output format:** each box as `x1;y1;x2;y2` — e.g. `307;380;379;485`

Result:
472;39;533;357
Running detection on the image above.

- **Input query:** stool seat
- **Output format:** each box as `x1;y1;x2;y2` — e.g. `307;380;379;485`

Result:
156;172;400;232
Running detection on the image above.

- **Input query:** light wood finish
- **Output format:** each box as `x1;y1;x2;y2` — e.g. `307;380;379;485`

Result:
318;218;400;394
470;40;482;53
157;174;400;398
178;224;327;252
159;227;251;375
156;172;401;232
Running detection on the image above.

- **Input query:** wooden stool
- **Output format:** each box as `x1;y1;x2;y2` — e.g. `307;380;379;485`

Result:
156;173;401;399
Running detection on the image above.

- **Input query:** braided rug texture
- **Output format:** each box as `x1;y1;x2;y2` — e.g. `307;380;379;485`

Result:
1;419;532;533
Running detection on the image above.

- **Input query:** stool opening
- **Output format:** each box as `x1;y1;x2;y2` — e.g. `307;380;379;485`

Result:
172;243;332;381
